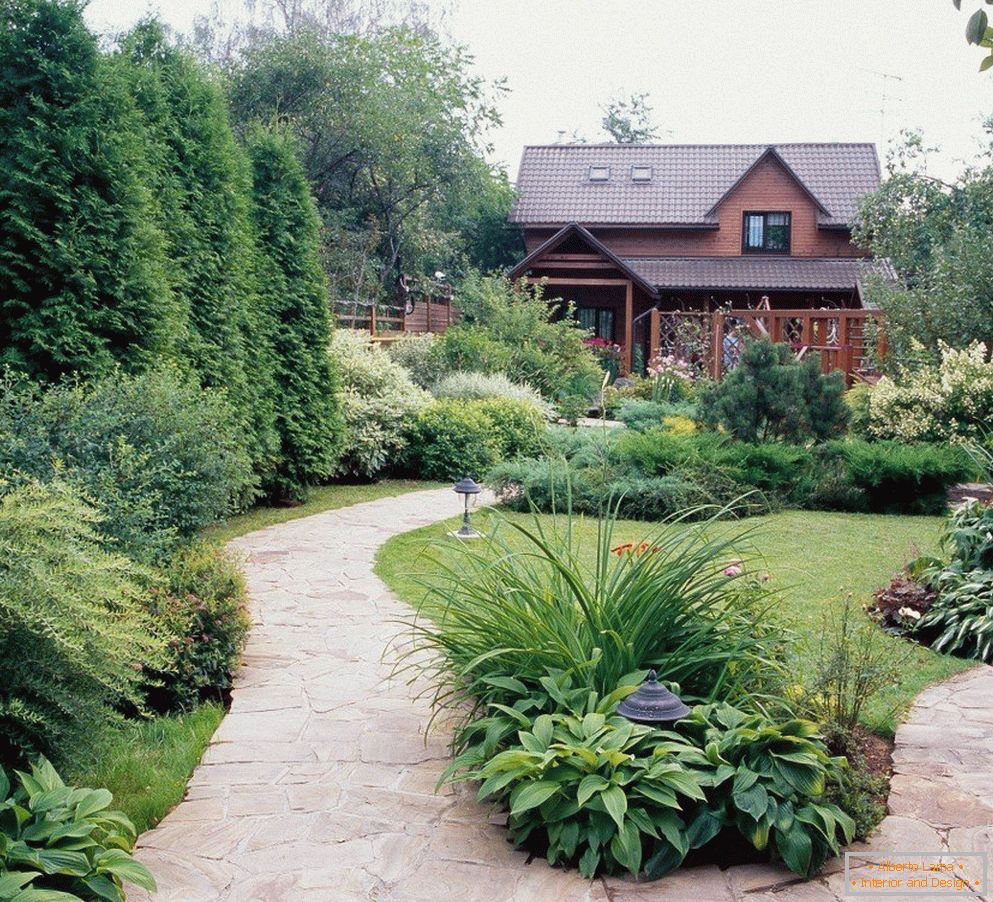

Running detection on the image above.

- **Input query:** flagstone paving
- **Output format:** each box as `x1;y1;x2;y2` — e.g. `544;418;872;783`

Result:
132;488;993;901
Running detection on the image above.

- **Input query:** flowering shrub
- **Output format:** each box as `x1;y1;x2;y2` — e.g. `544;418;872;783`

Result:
869;341;993;442
647;353;695;402
871;572;936;630
331;331;431;478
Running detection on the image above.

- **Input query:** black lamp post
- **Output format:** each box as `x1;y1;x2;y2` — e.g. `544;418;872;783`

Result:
450;476;482;539
616;670;690;726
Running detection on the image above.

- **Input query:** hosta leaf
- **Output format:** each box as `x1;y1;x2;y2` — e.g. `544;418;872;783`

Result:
9;890;84;902
509;781;560;816
578;845;600;878
632;784;679;809
609;818;642;876
0;873;39;897
0;769;9;802
732;783;768;822
74;790;113;821
686;807;724;849
35;849;91;877
559;820;580;859
581;712;605;737
30;760;64;795
95;849;156;891
532;715;554;748
777;824;813;876
577;774;609;806
600;785;628;830
652;809;688;857
29;787;73;814
81;874;124;902
773;760;824;796
643;840;684;879
517;732;545;755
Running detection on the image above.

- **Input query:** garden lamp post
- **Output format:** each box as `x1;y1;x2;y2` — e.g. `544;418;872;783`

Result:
450;476;483;539
617;670;690;726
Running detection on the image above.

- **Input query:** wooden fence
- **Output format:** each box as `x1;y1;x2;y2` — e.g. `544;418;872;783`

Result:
648;308;885;385
334;294;458;338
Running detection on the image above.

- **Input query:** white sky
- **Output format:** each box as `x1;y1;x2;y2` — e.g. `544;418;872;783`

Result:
84;0;992;182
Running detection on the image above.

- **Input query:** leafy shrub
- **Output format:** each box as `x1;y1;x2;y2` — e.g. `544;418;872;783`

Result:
869;341;993;442
144;542;251;712
822;440;973;515
824;752;887;844
0;756;156;901
429;326;511;378
844;382;874;438
402;399;501;481
939;496;993;571
431;370;552;417
699;338;849;443
472;398;548;460
0;482;162;764
675;704;854;877
397;505;788;722
331;331;431;479
0;367;256;561
384;334;437;387
433;274;602;407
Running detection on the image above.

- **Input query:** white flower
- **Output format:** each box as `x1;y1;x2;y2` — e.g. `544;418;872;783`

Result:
898;606;922;621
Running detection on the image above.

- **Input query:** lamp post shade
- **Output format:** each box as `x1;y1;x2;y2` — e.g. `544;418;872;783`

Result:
616;670;691;726
453;476;482;496
450;477;483;539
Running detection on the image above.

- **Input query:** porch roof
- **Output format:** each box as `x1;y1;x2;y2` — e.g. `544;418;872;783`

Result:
619;256;896;293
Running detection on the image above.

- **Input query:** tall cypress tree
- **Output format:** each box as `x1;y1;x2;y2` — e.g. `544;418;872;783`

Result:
0;0;176;379
117;22;279;479
247;127;344;498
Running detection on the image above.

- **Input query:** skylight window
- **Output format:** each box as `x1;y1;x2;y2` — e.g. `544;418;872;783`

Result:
631;165;653;182
588;165;610;182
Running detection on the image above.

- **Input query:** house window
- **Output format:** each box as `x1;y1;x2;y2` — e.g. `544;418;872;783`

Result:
743;212;791;254
588;165;610;182
578;307;615;340
631;165;652;182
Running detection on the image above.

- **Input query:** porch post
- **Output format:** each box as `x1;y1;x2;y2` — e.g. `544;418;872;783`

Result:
624;281;633;374
648;308;660;364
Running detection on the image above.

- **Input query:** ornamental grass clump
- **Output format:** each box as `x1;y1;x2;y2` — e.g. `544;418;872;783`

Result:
397;500;788;730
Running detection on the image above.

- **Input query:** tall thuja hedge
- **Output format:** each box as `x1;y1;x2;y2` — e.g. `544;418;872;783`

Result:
247;128;344;497
0;0;177;379
118;22;279;479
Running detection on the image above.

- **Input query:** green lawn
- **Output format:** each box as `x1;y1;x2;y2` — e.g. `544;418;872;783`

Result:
376;507;973;737
205;478;442;543
67;703;223;834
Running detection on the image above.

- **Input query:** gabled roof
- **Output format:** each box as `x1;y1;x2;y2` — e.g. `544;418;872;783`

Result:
508;223;658;297
509;143;880;229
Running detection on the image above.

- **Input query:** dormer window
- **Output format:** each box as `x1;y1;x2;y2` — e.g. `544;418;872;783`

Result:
631;165;652;182
743;211;791;254
588;165;610;182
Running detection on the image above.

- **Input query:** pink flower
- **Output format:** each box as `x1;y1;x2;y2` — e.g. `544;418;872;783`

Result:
723;560;744;577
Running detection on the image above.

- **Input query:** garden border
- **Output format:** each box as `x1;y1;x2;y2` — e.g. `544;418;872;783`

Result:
131;488;993;901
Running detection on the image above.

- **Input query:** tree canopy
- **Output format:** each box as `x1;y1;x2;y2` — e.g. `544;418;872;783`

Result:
853;128;993;363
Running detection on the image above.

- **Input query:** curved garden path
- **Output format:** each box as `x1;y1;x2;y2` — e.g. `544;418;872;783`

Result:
133;488;993;901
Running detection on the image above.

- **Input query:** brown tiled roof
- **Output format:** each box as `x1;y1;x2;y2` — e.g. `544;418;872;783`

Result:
509;143;880;228
620;256;896;292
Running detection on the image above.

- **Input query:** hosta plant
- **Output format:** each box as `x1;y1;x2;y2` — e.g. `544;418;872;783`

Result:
449;680;707;878
675;703;855;877
0;757;156;901
917;567;993;663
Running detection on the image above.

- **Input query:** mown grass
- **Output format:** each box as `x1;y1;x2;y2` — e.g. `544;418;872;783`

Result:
376;506;973;737
205;478;441;543
67;703;224;833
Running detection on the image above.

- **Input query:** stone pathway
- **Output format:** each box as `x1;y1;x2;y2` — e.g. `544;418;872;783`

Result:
133;489;993;901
